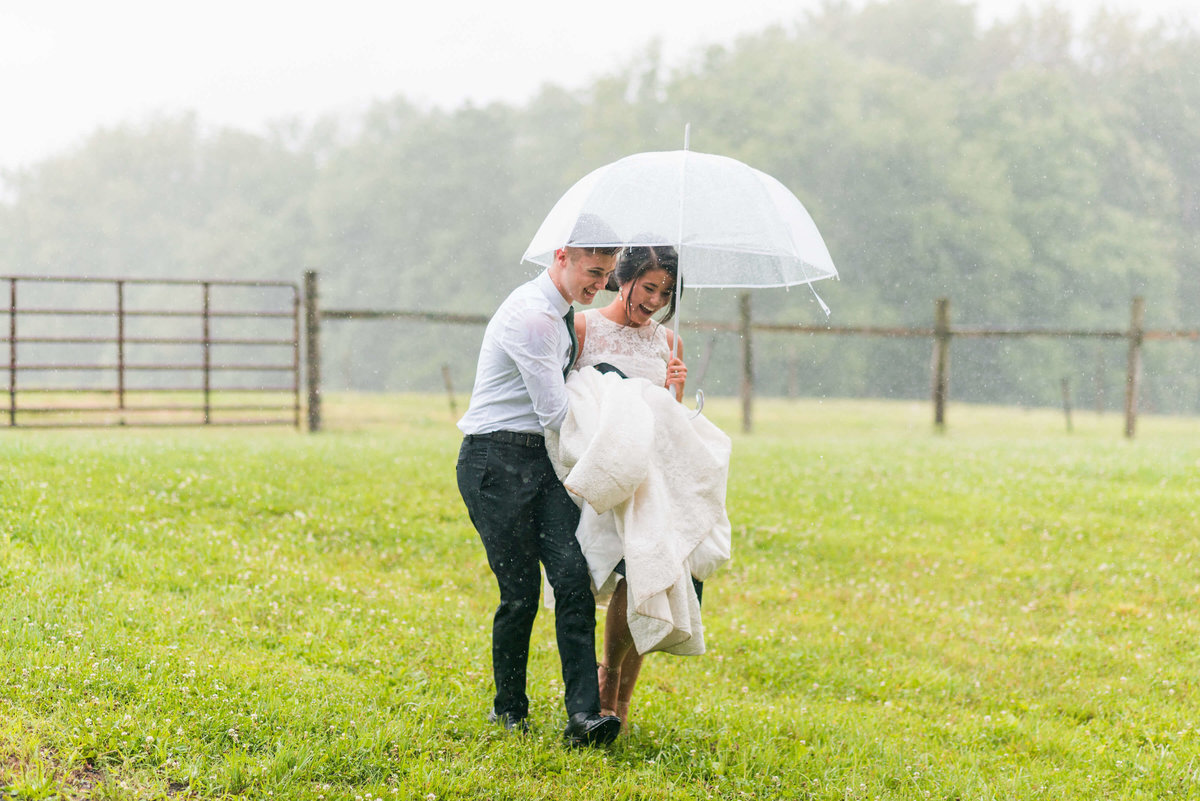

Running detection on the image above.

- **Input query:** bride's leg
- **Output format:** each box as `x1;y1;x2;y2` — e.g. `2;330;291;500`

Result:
615;646;643;732
599;577;636;717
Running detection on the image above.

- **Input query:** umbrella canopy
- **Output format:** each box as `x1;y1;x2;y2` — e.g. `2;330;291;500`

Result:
522;149;838;291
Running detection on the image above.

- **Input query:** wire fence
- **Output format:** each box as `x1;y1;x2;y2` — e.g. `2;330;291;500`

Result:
6;270;1193;438
302;270;1199;438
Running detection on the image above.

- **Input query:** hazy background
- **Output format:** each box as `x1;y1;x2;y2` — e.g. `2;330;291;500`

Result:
2;0;1192;172
1;0;1198;413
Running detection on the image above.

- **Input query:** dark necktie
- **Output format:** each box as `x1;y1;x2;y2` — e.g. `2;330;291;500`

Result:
563;305;577;378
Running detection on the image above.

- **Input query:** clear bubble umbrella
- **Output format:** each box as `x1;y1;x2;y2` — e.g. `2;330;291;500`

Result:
521;146;839;306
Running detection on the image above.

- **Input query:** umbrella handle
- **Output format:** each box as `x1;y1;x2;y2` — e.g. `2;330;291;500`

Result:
688;389;705;419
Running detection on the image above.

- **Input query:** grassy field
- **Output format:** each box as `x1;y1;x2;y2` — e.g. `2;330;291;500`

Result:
1;395;1198;800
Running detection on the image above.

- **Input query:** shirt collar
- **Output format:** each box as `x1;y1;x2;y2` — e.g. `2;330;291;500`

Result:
534;269;572;316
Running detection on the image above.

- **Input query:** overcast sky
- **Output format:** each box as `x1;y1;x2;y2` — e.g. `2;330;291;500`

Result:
1;0;1194;173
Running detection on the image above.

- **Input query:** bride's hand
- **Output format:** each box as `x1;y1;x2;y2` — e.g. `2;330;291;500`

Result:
666;356;687;396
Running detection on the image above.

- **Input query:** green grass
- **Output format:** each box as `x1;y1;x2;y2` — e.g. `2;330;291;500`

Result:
2;395;1198;800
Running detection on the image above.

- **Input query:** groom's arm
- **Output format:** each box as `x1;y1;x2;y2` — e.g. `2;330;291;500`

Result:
505;307;570;432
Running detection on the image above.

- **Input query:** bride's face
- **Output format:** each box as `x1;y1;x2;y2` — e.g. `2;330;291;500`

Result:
622;268;675;326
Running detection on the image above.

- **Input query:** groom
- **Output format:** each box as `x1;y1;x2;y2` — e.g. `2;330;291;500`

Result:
456;233;620;746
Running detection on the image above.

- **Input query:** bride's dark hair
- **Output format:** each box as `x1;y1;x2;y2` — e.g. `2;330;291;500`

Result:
607;244;681;323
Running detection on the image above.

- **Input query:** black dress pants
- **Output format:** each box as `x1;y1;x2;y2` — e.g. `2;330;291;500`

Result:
456;433;600;718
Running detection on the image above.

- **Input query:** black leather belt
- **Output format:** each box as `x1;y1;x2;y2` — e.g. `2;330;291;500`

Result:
466;431;545;448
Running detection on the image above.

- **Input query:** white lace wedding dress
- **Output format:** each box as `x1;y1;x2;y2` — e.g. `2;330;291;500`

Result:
574;310;670;387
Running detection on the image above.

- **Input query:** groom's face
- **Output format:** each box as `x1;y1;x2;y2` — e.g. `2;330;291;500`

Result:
555;248;615;305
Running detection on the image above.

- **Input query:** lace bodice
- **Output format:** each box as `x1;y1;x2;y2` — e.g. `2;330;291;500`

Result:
574;310;670;386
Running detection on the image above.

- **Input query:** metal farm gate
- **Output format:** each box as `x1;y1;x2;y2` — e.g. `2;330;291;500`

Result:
2;275;301;428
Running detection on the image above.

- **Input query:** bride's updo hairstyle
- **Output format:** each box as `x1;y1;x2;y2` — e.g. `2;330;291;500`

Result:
607;244;681;324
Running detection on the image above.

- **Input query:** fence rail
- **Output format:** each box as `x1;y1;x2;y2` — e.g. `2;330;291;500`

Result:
304;270;1198;438
2;275;302;429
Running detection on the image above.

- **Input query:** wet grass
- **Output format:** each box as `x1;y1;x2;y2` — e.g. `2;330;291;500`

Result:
1;394;1198;799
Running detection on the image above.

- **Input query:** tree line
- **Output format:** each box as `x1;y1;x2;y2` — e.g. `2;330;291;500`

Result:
2;0;1197;412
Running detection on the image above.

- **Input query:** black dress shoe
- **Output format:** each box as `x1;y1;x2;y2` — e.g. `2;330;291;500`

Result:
562;712;620;746
488;709;529;733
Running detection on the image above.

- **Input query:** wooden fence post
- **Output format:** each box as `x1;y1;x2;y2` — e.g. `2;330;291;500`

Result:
201;282;212;425
1060;377;1073;432
932;297;950;429
739;292;753;434
441;363;457;418
116;280;126;424
1124;295;1144;439
8;278;16;427
304;270;322;433
693;336;717;390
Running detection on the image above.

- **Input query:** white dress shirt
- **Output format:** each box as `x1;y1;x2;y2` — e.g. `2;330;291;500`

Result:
458;270;574;435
